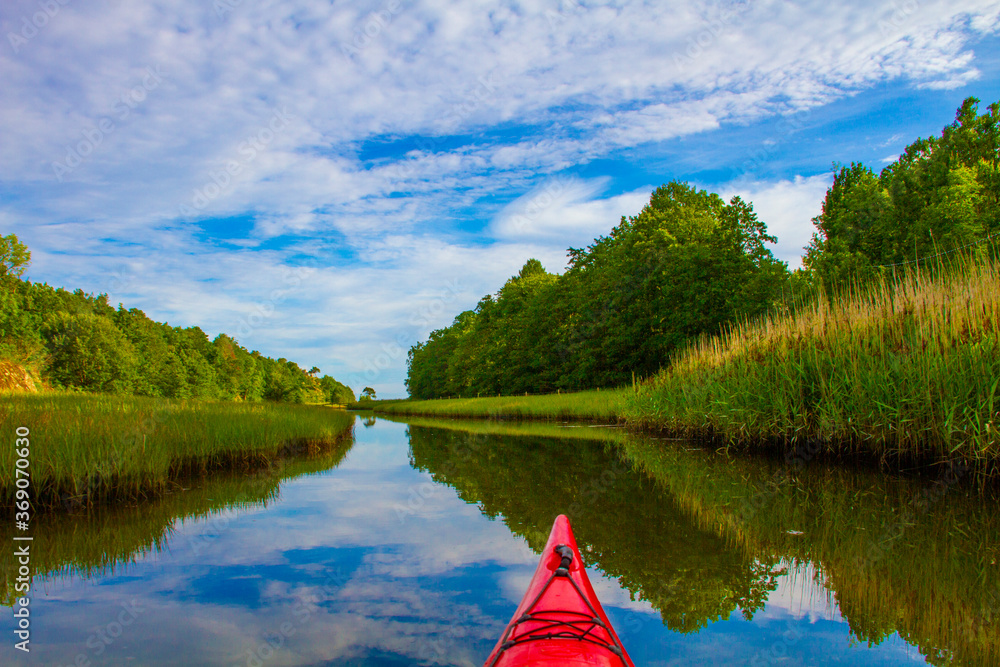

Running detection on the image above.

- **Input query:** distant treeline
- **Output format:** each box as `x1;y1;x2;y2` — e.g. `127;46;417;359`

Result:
407;97;1000;399
0;241;354;404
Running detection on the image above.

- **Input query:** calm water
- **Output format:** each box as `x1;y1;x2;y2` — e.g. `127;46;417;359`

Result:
2;413;999;665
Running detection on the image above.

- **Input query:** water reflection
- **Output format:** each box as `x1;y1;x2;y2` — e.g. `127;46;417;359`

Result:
1;433;355;606
405;421;785;632
400;416;1000;666
616;433;1000;666
2;414;994;665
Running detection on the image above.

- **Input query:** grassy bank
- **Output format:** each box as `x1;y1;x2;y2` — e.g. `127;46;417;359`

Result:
0;432;354;605
626;253;1000;478
356;388;628;421
0;393;355;509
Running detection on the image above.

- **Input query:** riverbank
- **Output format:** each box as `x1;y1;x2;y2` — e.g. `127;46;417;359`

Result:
627;252;1000;479
363;253;1000;481
0;393;355;510
350;387;629;421
0;430;355;605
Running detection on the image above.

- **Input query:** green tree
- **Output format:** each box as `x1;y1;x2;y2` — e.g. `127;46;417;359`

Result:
405;182;787;396
0;237;41;362
802;162;893;287
0;234;30;278
558;182;786;387
42;312;138;393
319;375;355;404
1;235;350;402
361;386;376;401
804;97;1000;287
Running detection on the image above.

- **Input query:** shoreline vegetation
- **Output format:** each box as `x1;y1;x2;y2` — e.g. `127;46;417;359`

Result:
0;234;354;406
0;394;355;511
386;97;1000;483
358;251;1000;481
1;231;359;514
349;387;628;421
628;252;1000;478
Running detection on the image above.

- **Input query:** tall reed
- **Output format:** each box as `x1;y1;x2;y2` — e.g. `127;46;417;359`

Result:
626;252;1000;478
0;394;355;509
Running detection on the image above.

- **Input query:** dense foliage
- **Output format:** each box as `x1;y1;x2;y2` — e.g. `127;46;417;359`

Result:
803;97;1000;286
407;182;788;398
0;240;354;404
408;97;999;398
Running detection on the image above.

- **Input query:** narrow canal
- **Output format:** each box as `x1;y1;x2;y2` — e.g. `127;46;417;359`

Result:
2;413;998;665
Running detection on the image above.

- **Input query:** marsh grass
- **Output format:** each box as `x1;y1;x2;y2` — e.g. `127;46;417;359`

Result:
359;388;629;422
377;413;632;444
0;393;355;509
627;252;1000;478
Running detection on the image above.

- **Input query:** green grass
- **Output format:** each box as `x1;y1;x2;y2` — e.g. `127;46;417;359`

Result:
357;388;629;421
626;253;1000;479
0;393;355;509
377;413;634;444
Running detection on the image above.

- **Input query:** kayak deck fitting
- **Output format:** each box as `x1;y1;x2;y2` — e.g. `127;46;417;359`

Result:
483;514;635;666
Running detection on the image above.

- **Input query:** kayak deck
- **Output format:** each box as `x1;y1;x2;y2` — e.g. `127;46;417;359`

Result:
483;515;635;667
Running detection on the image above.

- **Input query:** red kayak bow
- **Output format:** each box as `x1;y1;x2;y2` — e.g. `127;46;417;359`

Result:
483;515;635;666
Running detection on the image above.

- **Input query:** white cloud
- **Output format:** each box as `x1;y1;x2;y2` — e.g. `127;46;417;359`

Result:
491;177;651;245
2;0;998;395
721;174;834;269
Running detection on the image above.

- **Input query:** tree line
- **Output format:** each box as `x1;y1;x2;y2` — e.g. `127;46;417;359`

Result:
803;97;999;285
0;239;354;404
407;97;1000;399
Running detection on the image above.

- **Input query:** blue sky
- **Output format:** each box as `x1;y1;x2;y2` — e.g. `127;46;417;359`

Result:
2;0;999;397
